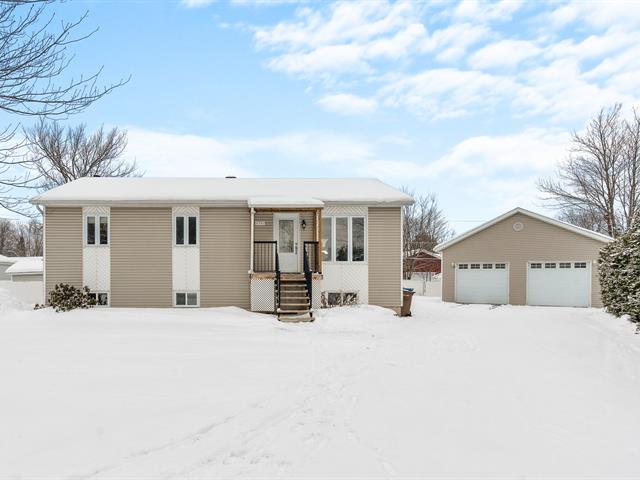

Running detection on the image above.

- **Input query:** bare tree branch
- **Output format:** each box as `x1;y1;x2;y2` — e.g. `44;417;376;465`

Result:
24;120;139;190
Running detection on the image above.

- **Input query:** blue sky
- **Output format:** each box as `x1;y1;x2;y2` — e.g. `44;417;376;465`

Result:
5;0;640;232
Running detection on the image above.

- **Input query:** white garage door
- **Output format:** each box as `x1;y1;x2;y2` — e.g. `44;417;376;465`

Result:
527;261;591;307
455;263;508;304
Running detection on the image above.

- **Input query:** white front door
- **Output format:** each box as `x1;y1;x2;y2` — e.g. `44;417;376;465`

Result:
455;262;509;304
527;261;591;307
274;213;299;272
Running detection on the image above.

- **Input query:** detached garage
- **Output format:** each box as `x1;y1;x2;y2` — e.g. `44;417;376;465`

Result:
435;208;612;308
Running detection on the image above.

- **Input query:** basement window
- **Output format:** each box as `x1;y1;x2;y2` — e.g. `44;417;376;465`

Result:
175;292;198;307
88;292;109;306
326;291;358;307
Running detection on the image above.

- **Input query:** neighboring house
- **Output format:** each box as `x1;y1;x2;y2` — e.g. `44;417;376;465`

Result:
0;255;16;281
406;249;441;276
31;177;413;319
435;207;613;308
5;257;43;282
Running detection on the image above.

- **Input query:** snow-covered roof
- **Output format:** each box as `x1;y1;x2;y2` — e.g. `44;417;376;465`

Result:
248;196;324;208
6;257;43;275
435;207;613;251
31;177;413;207
0;255;18;264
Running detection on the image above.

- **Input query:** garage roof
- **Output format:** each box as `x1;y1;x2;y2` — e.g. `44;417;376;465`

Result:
435;207;613;251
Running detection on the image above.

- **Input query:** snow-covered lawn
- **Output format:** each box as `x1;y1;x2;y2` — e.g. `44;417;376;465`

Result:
1;285;639;479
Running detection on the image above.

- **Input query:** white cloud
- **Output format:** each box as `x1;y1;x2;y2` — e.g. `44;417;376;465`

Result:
469;39;540;69
379;68;516;118
548;0;640;30
180;0;215;8
453;0;524;22
429;128;569;176
125;128;377;177
317;93;377;115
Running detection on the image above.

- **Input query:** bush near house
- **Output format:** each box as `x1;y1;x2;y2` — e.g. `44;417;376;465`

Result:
599;224;640;326
47;284;96;312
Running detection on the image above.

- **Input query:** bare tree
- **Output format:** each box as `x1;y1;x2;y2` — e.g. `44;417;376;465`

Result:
0;0;127;212
538;104;640;237
402;188;453;279
0;217;41;256
25;121;137;190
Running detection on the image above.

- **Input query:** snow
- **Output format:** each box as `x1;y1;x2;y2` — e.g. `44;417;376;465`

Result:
5;256;43;274
31;177;414;206
0;254;17;264
248;196;325;208
1;296;639;478
0;281;43;312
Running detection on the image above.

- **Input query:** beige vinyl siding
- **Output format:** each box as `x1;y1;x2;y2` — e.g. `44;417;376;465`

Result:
441;212;606;307
110;208;172;307
201;207;250;308
45;207;83;298
368;207;402;308
254;211;274;241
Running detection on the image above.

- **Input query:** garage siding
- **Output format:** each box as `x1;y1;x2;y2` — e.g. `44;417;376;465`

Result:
441;213;607;307
368;207;402;309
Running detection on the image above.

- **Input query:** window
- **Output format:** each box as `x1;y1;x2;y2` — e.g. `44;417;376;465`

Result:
326;291;358;306
531;263;542;269
545;263;556;268
88;292;108;306
470;263;480;269
458;264;468;269
322;215;367;262
352;217;365;262
87;216;95;245
495;263;506;269
86;215;108;245
175;216;197;246
176;292;198;307
335;217;349;261
482;263;493;269
322;217;332;261
574;262;587;269
559;262;571;269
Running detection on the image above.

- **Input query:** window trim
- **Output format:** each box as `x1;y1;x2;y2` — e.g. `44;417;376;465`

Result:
174;291;199;307
323;215;367;264
84;213;109;246
173;213;199;247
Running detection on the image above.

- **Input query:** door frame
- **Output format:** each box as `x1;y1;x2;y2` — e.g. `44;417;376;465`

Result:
273;213;300;272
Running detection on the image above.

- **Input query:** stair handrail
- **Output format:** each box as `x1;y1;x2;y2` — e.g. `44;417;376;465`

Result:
303;244;312;310
274;242;281;313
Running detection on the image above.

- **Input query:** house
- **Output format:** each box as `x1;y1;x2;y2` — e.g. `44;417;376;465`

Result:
0;255;16;281
31;177;413;319
5;257;43;282
406;249;441;276
435;207;613;308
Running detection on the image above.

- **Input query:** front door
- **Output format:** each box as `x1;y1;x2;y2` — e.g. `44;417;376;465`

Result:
274;213;299;272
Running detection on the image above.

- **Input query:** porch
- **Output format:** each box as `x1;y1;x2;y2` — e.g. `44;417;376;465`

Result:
248;202;323;320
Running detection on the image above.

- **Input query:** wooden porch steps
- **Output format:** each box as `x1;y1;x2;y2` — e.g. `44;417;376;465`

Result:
277;274;313;322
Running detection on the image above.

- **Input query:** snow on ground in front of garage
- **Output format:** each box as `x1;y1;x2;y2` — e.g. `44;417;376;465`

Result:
1;285;639;479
